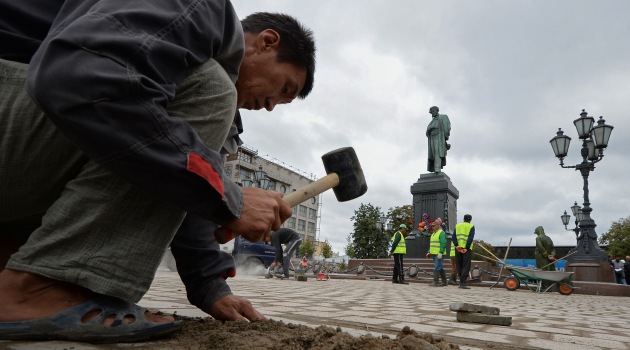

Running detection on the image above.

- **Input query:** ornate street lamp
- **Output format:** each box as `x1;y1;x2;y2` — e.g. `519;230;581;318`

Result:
251;165;273;190
254;165;266;183
561;202;583;239
376;215;390;259
560;210;571;227
379;216;387;231
259;176;272;190
549;109;614;282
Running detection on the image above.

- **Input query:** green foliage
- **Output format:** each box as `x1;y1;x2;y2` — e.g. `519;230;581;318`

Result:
347;203;390;259
299;239;315;258
338;259;347;272
345;203;415;259
344;234;356;258
321;239;333;259
599;216;630;256
386;205;415;233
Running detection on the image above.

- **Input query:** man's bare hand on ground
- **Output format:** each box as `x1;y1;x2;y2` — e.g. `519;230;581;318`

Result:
227;187;292;242
208;294;265;321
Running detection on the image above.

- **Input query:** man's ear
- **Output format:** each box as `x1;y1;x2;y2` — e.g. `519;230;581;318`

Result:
256;29;280;52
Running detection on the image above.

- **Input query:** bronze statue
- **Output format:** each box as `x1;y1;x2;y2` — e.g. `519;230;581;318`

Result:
426;106;451;173
534;226;556;271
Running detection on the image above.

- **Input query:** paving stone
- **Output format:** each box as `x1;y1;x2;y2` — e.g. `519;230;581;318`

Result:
449;302;500;315
456;311;512;326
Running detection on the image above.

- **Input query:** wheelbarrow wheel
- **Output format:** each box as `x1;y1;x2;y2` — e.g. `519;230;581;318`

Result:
557;281;574;295
504;277;520;291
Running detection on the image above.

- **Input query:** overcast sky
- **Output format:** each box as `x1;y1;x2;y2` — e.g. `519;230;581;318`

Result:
231;1;630;254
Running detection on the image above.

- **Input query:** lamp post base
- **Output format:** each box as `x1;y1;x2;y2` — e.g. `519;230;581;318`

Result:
565;261;615;283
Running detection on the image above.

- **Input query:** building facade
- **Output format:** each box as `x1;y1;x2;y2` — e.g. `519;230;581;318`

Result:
223;145;321;244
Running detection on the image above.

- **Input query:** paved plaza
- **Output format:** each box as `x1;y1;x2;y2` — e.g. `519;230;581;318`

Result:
2;268;629;350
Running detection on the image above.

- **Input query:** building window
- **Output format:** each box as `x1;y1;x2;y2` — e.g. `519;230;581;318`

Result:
298;219;306;231
299;205;307;217
279;184;286;193
308;208;317;220
239;168;253;181
286;217;296;229
307;222;315;234
237;151;252;163
311;197;316;204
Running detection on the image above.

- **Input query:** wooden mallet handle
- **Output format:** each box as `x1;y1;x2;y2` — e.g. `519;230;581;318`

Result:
214;173;340;244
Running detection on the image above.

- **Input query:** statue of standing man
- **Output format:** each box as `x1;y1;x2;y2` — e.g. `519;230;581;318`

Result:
426;106;451;173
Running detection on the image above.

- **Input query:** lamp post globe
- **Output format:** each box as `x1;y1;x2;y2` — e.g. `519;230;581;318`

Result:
379;216;387;230
549;128;571;160
561;210;571;228
570;201;581;217
254;165;266;183
591;116;614;149
572;109;595;139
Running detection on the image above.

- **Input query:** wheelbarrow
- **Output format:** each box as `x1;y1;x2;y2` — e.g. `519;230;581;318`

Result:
504;266;575;295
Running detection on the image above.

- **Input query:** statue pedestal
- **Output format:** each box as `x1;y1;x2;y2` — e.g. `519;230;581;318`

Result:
408;172;459;258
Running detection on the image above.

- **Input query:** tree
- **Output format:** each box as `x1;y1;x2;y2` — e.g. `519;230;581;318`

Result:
599;215;630;256
338;258;347;273
321;239;333;259
348;203;389;259
386;205;415;233
344;234;355;258
299;239;315;259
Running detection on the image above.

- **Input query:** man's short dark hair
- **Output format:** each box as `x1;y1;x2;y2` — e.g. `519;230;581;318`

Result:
464;214;472;222
241;12;316;99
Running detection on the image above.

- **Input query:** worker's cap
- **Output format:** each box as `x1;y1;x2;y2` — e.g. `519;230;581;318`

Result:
464;214;472;221
399;224;407;229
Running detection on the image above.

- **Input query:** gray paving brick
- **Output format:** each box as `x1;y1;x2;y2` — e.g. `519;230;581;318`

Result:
449;302;500;315
456;311;512;326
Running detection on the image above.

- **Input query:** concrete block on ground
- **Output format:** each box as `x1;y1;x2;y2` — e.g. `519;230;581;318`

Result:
456;311;512;326
449;302;500;315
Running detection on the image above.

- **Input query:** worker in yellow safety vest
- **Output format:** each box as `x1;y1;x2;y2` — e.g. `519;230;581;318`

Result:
453;214;475;289
389;224;408;284
425;218;447;286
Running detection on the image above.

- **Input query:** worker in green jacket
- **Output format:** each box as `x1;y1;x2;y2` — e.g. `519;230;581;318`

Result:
426;218;447;286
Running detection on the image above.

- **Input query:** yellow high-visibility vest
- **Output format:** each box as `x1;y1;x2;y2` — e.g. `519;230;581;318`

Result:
391;230;406;254
429;229;444;255
454;222;474;250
